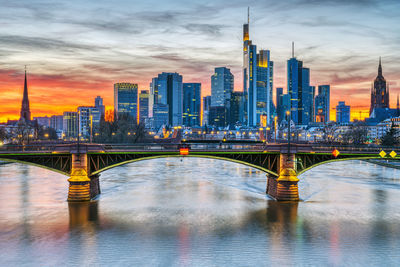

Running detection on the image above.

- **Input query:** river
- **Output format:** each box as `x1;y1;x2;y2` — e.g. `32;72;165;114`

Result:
0;158;399;266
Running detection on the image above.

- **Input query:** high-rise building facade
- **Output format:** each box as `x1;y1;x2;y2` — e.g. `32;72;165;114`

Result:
211;67;234;107
209;106;226;128
114;83;138;121
242;12;274;127
139;90;149;123
287;46;313;125
229;91;244;126
336;101;350;124
183;83;201;126
95;96;105;118
149;72;183;128
20;70;31;122
78;106;101;140
63;111;78;139
370;58;389;114
202;96;211;126
314;85;330;123
50;115;63;132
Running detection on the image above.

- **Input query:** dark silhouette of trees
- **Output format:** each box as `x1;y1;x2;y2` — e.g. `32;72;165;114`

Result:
381;123;399;146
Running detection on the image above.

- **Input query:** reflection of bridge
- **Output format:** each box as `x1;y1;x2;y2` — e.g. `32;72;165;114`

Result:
0;143;398;201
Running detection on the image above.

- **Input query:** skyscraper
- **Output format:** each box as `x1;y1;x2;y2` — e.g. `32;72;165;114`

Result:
314;85;330;123
78;106;101;140
287;43;313;125
183;83;201;126
370;57;389;114
229;91;244;126
149;72;183;128
20;69;31;122
114;83;138;121
242;10;274;127
202;96;211;126
336;101;350;124
63;111;78;139
95;96;105;118
139;90;149;123
211;67;234;107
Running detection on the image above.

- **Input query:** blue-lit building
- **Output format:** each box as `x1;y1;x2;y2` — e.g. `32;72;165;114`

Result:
114;83;138;121
149;72;183;128
78;106;101;140
336;101;350;124
314;85;330;123
95;96;105;118
183;83;201;126
202;95;211;126
139;90;149;123
229;91;244;126
255;50;273;126
211;67;234;108
287;51;313;125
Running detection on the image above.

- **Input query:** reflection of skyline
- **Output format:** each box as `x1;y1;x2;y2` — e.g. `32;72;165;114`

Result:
1;1;400;121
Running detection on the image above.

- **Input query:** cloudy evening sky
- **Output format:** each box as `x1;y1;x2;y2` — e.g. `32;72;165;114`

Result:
0;0;399;121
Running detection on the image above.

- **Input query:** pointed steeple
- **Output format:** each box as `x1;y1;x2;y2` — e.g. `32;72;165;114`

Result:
20;67;31;121
378;56;383;77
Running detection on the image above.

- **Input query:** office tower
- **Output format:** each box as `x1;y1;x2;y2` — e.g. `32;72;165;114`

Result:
202;96;211;126
139;90;149;123
183;83;201;126
278;94;290;124
63;111;78;139
94;96;105;118
50;115;63;131
276;87;283;122
336;101;350;124
149;72;183;128
314;85;330;123
20;69;31;122
370;57;389;114
287;43;313;125
229;91;244;126
209;106;226;127
78;106;101;140
211;67;234;107
242;10;274;127
310;86;316;122
114;83;138;121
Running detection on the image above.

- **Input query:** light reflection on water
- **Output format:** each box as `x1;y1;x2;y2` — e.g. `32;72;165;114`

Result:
0;158;400;266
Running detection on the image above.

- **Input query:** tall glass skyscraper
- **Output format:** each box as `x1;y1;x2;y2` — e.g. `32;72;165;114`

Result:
211;67;234;107
114;83;138;121
150;72;183;127
183;83;201;126
287;47;313;125
336;101;350;124
314;85;330;123
139;90;149;123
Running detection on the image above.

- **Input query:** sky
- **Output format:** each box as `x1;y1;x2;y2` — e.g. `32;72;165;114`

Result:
0;0;399;122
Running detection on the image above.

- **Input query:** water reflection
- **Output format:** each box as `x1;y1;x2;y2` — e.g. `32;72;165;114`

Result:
68;202;99;228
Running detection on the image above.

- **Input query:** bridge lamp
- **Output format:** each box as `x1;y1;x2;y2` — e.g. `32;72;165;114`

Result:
0;141;3;146
44;133;49;138
128;132;131;136
223;138;226;142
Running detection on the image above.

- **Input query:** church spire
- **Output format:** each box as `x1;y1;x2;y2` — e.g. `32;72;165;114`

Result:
378;56;382;77
20;67;31;122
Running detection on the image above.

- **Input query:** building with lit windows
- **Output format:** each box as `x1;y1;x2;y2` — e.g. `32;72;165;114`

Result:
336;101;350;124
62;111;78;139
139;90;149;123
183;83;201;126
114;83;138;121
314;85;330;123
78;106;101;140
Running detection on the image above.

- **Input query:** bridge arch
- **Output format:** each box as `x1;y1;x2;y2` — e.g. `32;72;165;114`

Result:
0;156;70;176
90;154;280;177
297;156;381;176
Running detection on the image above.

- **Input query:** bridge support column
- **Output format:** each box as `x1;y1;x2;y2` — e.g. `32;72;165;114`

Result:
266;153;299;201
68;153;100;202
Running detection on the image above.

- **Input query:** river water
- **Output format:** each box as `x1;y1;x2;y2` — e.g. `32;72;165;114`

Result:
0;158;400;266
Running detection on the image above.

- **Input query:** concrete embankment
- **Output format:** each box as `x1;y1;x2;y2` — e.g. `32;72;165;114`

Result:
364;159;400;170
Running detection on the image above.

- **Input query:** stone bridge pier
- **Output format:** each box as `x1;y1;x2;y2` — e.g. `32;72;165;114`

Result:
266;153;299;201
68;153;100;202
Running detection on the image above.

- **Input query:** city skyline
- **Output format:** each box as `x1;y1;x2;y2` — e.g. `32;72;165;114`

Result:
1;0;400;122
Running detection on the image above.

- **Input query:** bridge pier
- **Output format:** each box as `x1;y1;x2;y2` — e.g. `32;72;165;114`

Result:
266;153;299;201
68;153;100;202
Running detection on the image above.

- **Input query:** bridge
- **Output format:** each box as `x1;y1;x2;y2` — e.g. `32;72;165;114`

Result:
0;142;398;202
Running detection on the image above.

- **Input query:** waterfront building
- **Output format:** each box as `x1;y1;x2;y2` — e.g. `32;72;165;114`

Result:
149;72;183;128
114;83;138;121
20;70;31;122
62;111;78;139
209;106;226;128
370;57;389;115
183;83;201;126
336;101;351;124
77;107;101;140
139;90;149;123
229;91;244;126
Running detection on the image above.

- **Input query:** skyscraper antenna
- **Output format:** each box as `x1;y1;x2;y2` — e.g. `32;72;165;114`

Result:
292;42;294;58
247;7;250;24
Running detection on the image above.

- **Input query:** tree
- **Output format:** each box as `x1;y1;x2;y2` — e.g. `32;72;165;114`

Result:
0;127;7;143
381;123;399;146
341;122;368;145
